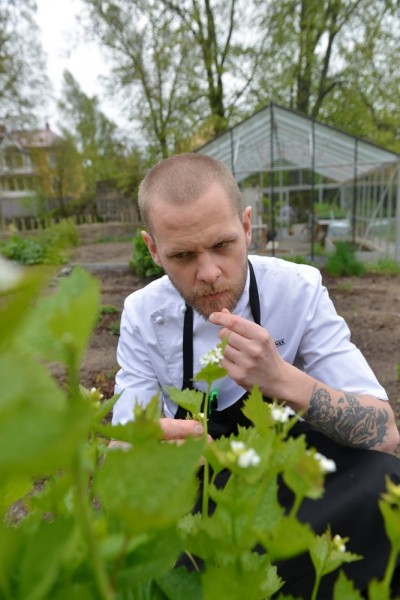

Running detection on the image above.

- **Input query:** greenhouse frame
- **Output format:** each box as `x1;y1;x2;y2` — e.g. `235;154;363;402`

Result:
196;102;400;262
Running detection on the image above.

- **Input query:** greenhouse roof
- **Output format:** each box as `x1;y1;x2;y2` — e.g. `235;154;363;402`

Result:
195;102;399;184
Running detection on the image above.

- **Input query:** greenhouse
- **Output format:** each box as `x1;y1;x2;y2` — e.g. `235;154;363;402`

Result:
196;102;400;261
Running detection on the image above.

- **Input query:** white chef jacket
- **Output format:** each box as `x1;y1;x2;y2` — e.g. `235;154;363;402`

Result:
112;255;388;425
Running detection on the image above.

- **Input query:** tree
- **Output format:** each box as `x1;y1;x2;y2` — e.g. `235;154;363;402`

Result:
58;71;124;198
79;1;203;158
58;70;145;210
158;0;267;134
252;0;400;138
79;0;400;156
0;0;49;127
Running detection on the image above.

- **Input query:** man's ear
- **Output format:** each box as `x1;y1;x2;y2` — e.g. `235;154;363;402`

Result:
141;231;162;267
242;206;252;248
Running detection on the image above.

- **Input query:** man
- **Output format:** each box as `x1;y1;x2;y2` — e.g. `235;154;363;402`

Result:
113;153;400;596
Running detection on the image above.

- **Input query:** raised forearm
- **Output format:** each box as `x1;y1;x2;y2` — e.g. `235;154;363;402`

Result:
278;367;399;453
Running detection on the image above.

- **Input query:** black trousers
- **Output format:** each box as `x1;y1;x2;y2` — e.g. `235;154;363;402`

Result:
274;422;400;598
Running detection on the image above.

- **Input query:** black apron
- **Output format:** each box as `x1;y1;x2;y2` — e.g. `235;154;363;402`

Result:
175;261;400;598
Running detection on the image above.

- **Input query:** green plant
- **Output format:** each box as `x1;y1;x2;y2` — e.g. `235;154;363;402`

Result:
366;259;400;276
325;242;365;277
109;319;121;335
100;304;119;315
130;229;164;279
282;255;312;265
0;220;77;266
1;262;400;599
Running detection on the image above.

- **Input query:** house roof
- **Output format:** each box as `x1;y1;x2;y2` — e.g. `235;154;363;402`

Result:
195;102;399;184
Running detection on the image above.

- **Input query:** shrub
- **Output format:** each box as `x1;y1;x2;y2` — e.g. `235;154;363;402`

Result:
325;242;365;277
0;220;78;266
130;229;164;279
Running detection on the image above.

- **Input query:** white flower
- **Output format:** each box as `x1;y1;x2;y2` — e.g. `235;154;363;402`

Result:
309;451;337;474
333;534;346;553
199;345;224;367
270;403;295;423
229;440;260;469
237;448;261;468
230;440;245;451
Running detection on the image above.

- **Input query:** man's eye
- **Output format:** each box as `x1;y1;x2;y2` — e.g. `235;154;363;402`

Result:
172;252;190;259
214;241;229;249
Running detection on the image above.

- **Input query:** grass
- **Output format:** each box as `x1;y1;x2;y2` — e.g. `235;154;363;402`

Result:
365;258;400;276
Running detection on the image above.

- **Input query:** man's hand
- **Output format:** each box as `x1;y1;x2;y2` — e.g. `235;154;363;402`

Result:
160;418;206;441
209;308;288;398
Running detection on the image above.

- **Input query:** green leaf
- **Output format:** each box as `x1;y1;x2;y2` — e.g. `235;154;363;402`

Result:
260;517;314;561
166;386;204;416
0;266;53;353
309;529;361;578
194;362;226;386
333;570;364;600
3;518;80;600
96;436;203;535
366;578;391;600
201;552;282;600
282;451;325;501
157;567;202;600
23;267;100;365
379;499;400;549
115;527;183;587
242;387;275;435
0;352;92;478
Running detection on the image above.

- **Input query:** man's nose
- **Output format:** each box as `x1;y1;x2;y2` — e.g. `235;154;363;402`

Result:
196;253;221;283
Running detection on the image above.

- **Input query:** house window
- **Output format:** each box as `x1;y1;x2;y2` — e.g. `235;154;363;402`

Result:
5;148;24;169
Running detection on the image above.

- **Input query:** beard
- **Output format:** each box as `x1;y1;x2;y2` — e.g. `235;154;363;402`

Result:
168;264;248;320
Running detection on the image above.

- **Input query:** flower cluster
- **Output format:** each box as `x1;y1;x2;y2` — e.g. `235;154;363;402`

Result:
333;534;346;553
270;402;295;423
199;344;224;367
229;440;261;469
307;450;337;474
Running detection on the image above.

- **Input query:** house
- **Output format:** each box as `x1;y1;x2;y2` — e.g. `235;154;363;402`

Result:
0;124;63;224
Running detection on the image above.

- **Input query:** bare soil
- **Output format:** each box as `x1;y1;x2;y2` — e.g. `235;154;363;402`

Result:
69;242;400;423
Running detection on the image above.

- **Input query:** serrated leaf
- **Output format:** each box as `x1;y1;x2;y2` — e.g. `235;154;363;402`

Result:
333;570;364;600
260;516;314;561
201;552;282;600
242;387;275;434
96;437;203;535
194;362;226;386
166;386;204;416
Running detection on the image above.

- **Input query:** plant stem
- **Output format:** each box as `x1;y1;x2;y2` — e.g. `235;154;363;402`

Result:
73;454;114;600
311;572;322;600
202;386;211;517
382;544;400;591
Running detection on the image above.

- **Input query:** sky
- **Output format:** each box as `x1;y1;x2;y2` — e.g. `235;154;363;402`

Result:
34;0;119;131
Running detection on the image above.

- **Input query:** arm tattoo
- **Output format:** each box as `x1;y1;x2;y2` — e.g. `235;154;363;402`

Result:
303;386;389;449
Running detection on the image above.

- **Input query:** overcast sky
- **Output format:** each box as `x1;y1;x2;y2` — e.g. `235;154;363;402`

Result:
35;0;120;130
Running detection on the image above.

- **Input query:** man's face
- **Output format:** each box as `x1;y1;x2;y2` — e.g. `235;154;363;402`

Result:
142;182;252;319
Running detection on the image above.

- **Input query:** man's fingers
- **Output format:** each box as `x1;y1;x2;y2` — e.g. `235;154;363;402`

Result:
160;418;205;440
209;310;255;339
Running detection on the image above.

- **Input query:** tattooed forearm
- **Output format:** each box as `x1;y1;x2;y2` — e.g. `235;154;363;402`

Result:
303;386;389;449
